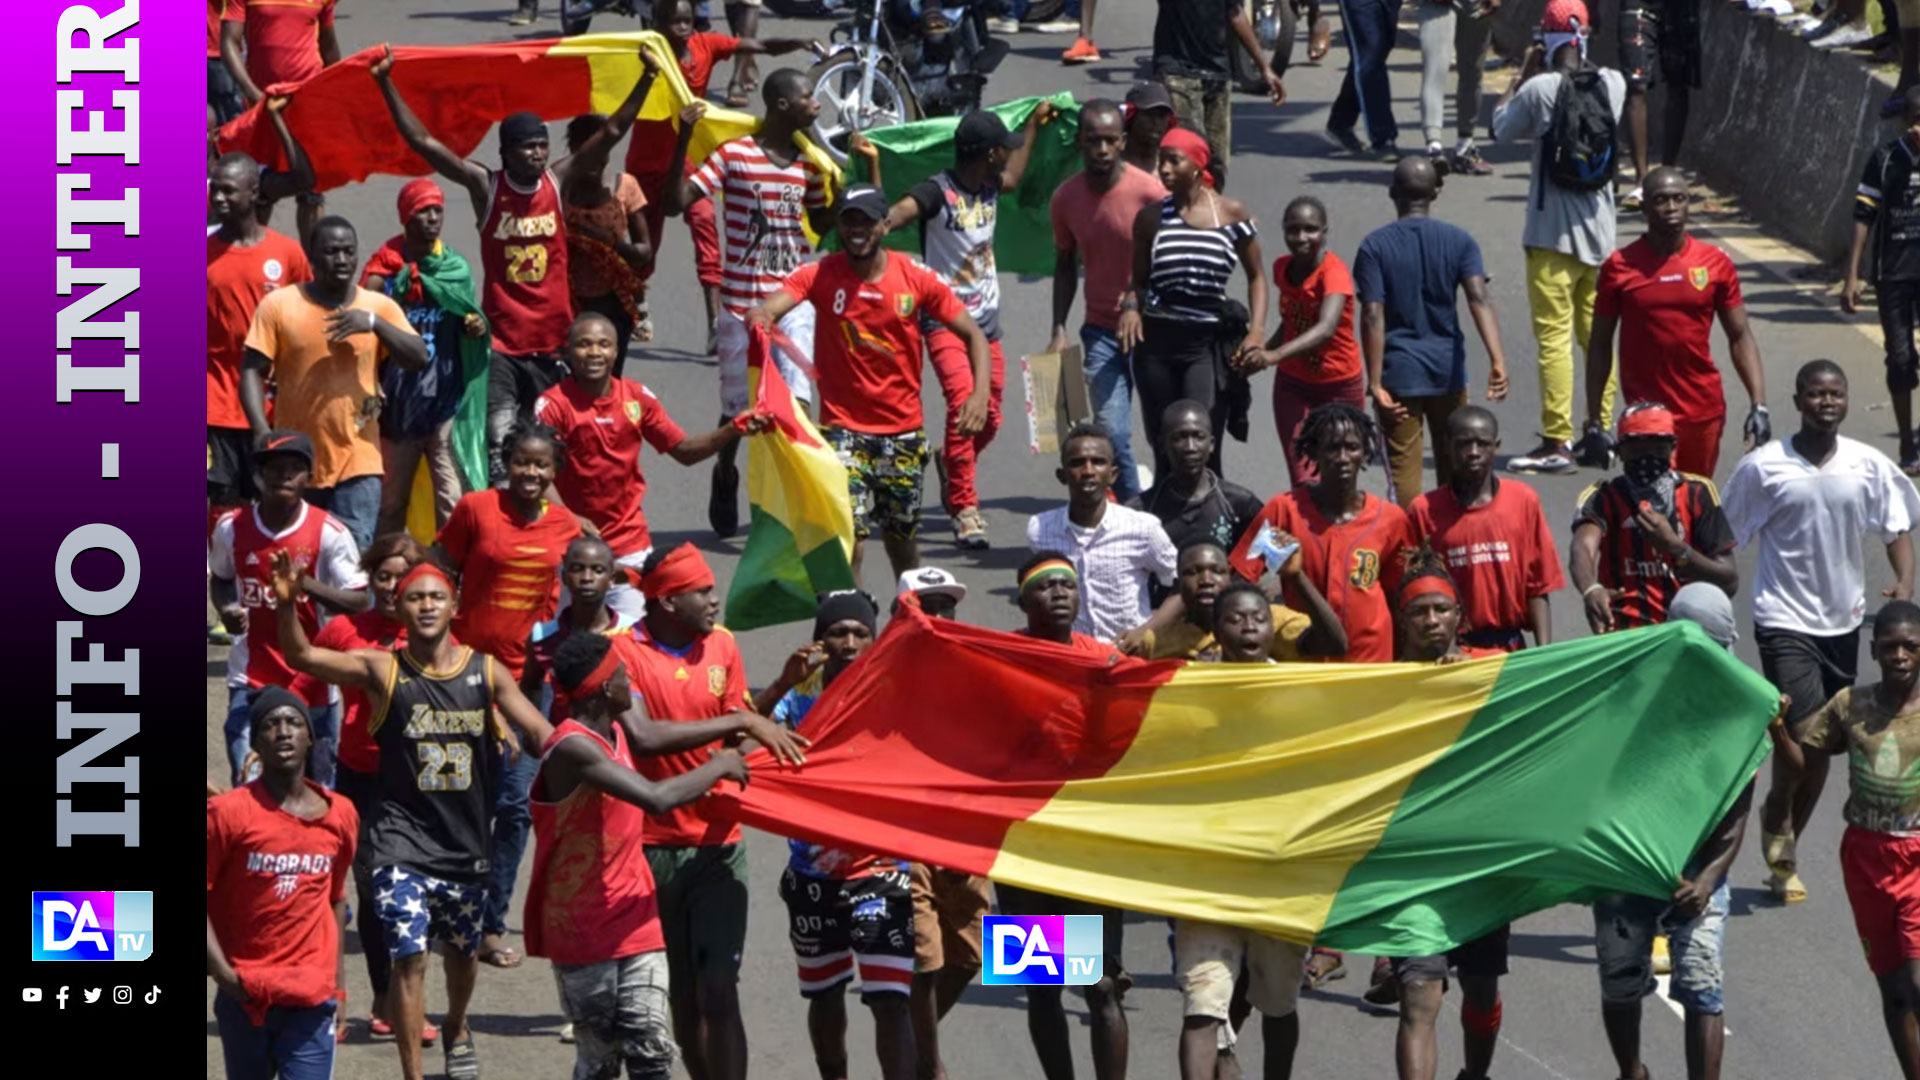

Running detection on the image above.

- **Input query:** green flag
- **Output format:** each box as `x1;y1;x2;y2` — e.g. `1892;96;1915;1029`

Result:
845;94;1083;276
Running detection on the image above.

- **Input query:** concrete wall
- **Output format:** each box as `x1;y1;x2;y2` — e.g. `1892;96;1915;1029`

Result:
1481;0;1889;261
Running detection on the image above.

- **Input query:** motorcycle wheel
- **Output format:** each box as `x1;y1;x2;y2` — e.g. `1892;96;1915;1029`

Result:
808;55;917;166
764;0;842;16
1230;0;1299;92
1019;0;1067;23
560;0;596;35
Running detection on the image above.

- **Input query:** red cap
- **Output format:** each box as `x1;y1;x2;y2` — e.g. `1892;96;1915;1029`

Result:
1618;402;1677;440
1541;0;1590;32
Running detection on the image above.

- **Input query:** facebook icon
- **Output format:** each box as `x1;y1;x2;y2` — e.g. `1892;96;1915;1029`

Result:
981;915;1103;986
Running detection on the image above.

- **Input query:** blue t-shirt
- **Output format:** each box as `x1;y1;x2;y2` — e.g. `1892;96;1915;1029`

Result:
1351;217;1486;398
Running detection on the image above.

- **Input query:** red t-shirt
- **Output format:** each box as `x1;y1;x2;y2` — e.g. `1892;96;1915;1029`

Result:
208;230;310;430
1229;491;1413;663
1594;235;1742;423
206;781;357;1017
438;490;582;679
1408;480;1565;636
222;0;335;90
622;628;754;847
526;719;667;965
625;34;742;179
533;378;689;558
315;610;406;775
779;252;966;433
208;0;223;59
1271;252;1360;385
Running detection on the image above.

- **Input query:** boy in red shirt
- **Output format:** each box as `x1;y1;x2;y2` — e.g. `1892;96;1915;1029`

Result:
1229;403;1413;664
1585;167;1768;479
219;1;336;238
751;185;993;586
534;312;751;619
1408;407;1562;651
528;630;750;1080
207;687;357;1080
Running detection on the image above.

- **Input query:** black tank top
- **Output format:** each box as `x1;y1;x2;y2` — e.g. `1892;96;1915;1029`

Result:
366;647;500;883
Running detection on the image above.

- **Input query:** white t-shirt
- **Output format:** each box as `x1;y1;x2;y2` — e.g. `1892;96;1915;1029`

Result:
1722;435;1920;634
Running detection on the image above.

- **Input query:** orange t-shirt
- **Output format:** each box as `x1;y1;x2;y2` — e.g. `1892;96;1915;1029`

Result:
243;285;414;487
1271;251;1360;384
208;230;310;430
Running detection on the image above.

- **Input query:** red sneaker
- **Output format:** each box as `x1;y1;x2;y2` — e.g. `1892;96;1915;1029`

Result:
1061;37;1101;64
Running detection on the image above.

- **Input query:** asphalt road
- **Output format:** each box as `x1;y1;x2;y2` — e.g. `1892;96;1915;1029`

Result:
207;2;1903;1077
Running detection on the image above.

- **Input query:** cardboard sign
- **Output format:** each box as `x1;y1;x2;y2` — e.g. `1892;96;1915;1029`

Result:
1021;344;1089;455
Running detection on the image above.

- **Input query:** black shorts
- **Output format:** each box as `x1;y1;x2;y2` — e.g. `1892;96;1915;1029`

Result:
1879;279;1920;394
1756;625;1861;732
1619;0;1701;91
208;426;257;504
778;867;916;1000
487;350;568;421
1389;923;1511;987
995;882;1133;992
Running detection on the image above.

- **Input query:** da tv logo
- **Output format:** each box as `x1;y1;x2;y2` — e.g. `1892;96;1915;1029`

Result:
31;892;153;961
981;915;1102;986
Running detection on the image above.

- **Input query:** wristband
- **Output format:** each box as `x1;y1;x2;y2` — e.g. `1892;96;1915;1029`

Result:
1582;583;1608;599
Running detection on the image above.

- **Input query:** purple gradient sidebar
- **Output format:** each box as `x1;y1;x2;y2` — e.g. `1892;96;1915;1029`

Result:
3;3;204;1047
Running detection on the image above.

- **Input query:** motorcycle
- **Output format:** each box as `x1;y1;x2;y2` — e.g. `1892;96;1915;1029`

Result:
1230;0;1305;94
808;0;1008;163
559;0;646;36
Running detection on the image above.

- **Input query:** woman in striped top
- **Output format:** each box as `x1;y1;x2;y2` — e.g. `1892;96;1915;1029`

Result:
1118;127;1268;484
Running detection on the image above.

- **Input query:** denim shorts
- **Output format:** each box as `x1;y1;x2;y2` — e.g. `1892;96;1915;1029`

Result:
1593;876;1730;1015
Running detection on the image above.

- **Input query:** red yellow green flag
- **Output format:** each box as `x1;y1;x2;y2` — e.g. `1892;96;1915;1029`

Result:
713;611;1776;954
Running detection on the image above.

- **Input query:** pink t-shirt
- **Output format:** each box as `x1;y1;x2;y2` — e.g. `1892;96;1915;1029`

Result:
1050;163;1168;332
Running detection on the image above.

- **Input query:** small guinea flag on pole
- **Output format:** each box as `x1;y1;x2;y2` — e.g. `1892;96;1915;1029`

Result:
723;325;857;631
710;611;1776;955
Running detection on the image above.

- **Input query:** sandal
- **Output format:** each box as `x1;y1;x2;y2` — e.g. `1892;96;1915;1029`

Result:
635;312;654;344
478;943;522;968
1762;830;1807;903
445;1032;481;1080
366;1017;436;1044
1301;947;1346;990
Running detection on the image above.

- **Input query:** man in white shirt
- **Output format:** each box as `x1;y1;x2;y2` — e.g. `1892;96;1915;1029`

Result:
1027;421;1178;646
1722;359;1920;904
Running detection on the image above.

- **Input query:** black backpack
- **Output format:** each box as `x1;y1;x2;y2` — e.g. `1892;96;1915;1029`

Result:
1541;66;1617;203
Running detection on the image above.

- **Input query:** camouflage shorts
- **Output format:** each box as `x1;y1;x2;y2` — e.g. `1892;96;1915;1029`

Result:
823;427;929;542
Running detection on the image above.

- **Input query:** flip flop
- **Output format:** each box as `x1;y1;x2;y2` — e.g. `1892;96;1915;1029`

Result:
444;1033;481;1080
1301;947;1346;989
1761;830;1807;903
478;944;522;968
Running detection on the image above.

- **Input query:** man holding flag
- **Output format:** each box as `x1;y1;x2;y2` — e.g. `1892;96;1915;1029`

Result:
750;184;992;588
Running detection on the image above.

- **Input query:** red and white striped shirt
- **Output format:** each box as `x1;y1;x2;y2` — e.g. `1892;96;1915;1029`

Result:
689;137;829;315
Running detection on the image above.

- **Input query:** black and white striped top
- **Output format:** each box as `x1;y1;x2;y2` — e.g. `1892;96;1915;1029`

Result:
1145;197;1255;323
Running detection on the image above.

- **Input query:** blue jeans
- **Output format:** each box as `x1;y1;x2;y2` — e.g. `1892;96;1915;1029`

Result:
484;686;550;938
224;687;252;787
213;993;337;1080
1080;325;1141;500
304;473;381;554
306;702;338;790
1329;0;1402;148
1593;864;1731;1015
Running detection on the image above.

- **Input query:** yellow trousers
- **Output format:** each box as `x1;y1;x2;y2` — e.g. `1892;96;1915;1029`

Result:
1525;247;1617;443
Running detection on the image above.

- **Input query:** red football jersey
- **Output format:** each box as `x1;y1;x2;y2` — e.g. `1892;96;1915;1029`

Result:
1229;491;1413;663
211;504;366;705
533;378;688;558
778;252;966;433
1594;235;1743;423
438;490;582;679
1408;480;1564;636
314;610;406;775
480;169;573;356
208;230;310;430
621;629;754;847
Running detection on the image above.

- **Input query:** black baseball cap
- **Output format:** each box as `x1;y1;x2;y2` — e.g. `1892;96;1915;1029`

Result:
254;429;315;466
1126;83;1175;114
838;184;890;221
955;110;1023;158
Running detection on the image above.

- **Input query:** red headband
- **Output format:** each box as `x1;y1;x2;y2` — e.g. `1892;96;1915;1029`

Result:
397;178;444;225
640;542;715;599
559;647;623;704
1160;127;1214;188
398;561;454;597
1619;404;1676;439
1402;575;1458;606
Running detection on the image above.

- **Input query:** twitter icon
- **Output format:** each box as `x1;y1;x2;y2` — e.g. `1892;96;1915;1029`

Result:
82;988;101;1004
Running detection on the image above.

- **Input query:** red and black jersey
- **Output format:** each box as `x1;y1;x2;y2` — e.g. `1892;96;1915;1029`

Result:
1573;474;1735;629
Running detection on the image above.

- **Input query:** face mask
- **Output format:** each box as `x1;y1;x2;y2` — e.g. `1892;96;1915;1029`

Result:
1622;454;1668;489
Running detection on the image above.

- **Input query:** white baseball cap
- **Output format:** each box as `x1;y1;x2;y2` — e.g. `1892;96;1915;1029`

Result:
896;566;968;602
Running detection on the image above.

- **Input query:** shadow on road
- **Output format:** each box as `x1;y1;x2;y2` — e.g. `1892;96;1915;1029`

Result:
1507;931;1597;966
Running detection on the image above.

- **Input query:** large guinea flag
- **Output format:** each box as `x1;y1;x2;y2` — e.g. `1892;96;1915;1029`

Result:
712;610;1777;954
723;325;855;631
217;31;838;212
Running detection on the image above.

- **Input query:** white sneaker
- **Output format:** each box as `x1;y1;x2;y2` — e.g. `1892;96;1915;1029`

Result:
1030;17;1081;32
985;15;1020;33
1747;0;1793;15
1813;19;1872;47
1509;439;1575;474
